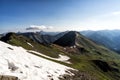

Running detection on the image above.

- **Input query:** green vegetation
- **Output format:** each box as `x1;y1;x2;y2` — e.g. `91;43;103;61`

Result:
1;32;120;80
1;33;60;58
62;54;115;80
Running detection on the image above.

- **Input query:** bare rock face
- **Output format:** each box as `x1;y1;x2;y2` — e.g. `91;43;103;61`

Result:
0;75;19;80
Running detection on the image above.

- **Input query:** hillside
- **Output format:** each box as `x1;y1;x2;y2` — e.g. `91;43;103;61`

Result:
81;30;120;54
0;41;75;80
53;31;120;80
1;31;120;80
0;32;61;58
19;31;68;45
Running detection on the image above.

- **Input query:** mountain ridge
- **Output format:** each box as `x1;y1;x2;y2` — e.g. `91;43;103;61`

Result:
0;31;120;80
81;30;120;54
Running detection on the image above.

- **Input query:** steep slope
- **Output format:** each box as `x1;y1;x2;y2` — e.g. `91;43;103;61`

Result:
81;30;120;54
19;31;68;45
0;34;97;80
1;31;120;80
54;31;98;47
0;41;75;80
0;32;61;58
19;32;54;45
53;31;120;80
54;31;76;47
53;31;103;54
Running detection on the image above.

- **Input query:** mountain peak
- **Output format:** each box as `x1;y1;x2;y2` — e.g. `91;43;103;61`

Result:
0;32;16;42
53;31;80;47
67;31;80;34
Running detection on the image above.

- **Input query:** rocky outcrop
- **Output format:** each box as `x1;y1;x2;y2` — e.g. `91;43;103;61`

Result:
0;75;18;80
92;60;119;72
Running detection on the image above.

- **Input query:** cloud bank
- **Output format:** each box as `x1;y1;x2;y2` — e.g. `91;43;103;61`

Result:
26;25;53;30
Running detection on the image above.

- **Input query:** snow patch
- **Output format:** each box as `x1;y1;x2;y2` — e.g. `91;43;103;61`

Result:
0;41;74;80
56;54;70;63
27;42;33;47
28;50;71;64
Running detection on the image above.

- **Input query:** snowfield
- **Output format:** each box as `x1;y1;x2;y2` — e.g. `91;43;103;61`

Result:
0;41;74;80
28;50;71;64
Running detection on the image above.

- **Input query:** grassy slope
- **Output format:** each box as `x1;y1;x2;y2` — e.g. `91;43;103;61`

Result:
71;34;120;80
2;33;61;58
1;33;120;80
53;32;120;80
67;52;120;80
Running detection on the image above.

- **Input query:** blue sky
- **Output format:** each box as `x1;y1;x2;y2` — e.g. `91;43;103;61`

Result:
0;0;120;33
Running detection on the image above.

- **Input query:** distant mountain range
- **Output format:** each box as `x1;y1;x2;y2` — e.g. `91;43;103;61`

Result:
18;31;68;45
0;31;120;80
81;30;120;54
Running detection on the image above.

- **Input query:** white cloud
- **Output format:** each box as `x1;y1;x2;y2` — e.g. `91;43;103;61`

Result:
26;25;53;30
